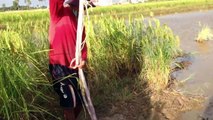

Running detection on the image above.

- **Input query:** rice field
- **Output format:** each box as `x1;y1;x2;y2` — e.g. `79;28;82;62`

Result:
0;6;181;120
89;0;213;17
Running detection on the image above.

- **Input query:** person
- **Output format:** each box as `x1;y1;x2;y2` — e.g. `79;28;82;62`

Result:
48;0;95;119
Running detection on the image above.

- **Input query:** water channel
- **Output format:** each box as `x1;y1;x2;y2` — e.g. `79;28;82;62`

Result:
157;10;213;120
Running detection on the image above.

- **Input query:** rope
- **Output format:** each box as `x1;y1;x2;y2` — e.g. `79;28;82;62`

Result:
71;0;97;120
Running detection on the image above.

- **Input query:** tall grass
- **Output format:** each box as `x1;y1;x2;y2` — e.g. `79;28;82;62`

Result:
86;16;180;92
139;19;180;89
0;16;59;120
0;11;181;119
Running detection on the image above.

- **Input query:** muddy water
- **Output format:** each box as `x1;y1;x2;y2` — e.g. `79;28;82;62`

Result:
156;10;213;120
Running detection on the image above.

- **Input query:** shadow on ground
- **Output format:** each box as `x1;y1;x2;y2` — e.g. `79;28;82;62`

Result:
96;79;152;120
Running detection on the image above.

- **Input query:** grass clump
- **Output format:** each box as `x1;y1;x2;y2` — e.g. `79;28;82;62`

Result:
86;16;181;94
196;26;213;42
139;19;180;90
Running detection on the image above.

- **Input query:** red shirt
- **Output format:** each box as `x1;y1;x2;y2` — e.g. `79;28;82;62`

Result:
49;0;87;67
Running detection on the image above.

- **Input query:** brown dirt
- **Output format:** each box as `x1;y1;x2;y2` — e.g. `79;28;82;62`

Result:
93;58;203;120
151;90;203;120
0;24;7;30
98;91;152;120
94;89;203;120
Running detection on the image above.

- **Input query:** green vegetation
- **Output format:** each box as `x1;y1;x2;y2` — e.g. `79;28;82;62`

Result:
2;0;213;119
0;17;59;119
86;16;180;93
0;1;184;119
1;0;213;18
89;0;213;17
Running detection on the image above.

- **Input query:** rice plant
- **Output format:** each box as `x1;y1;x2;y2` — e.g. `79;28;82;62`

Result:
139;19;181;90
0;10;181;119
86;16;180;91
196;26;213;42
89;0;213;17
0;14;59;120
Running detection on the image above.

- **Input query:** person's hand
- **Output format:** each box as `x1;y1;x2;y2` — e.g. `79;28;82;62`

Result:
78;59;86;69
64;3;70;8
88;1;96;7
70;59;86;69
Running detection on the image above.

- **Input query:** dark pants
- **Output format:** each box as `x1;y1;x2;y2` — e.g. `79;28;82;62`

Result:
49;64;83;108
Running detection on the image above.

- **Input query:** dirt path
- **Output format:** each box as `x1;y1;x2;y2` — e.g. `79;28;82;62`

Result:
157;10;213;120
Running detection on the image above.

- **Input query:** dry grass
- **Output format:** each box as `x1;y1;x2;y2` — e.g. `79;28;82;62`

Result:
196;26;213;42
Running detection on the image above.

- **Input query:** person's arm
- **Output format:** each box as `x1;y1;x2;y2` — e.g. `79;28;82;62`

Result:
78;29;87;69
81;43;87;61
64;0;77;5
65;0;96;10
72;43;87;69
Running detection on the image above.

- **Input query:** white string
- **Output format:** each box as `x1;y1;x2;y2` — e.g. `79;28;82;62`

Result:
72;0;97;120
